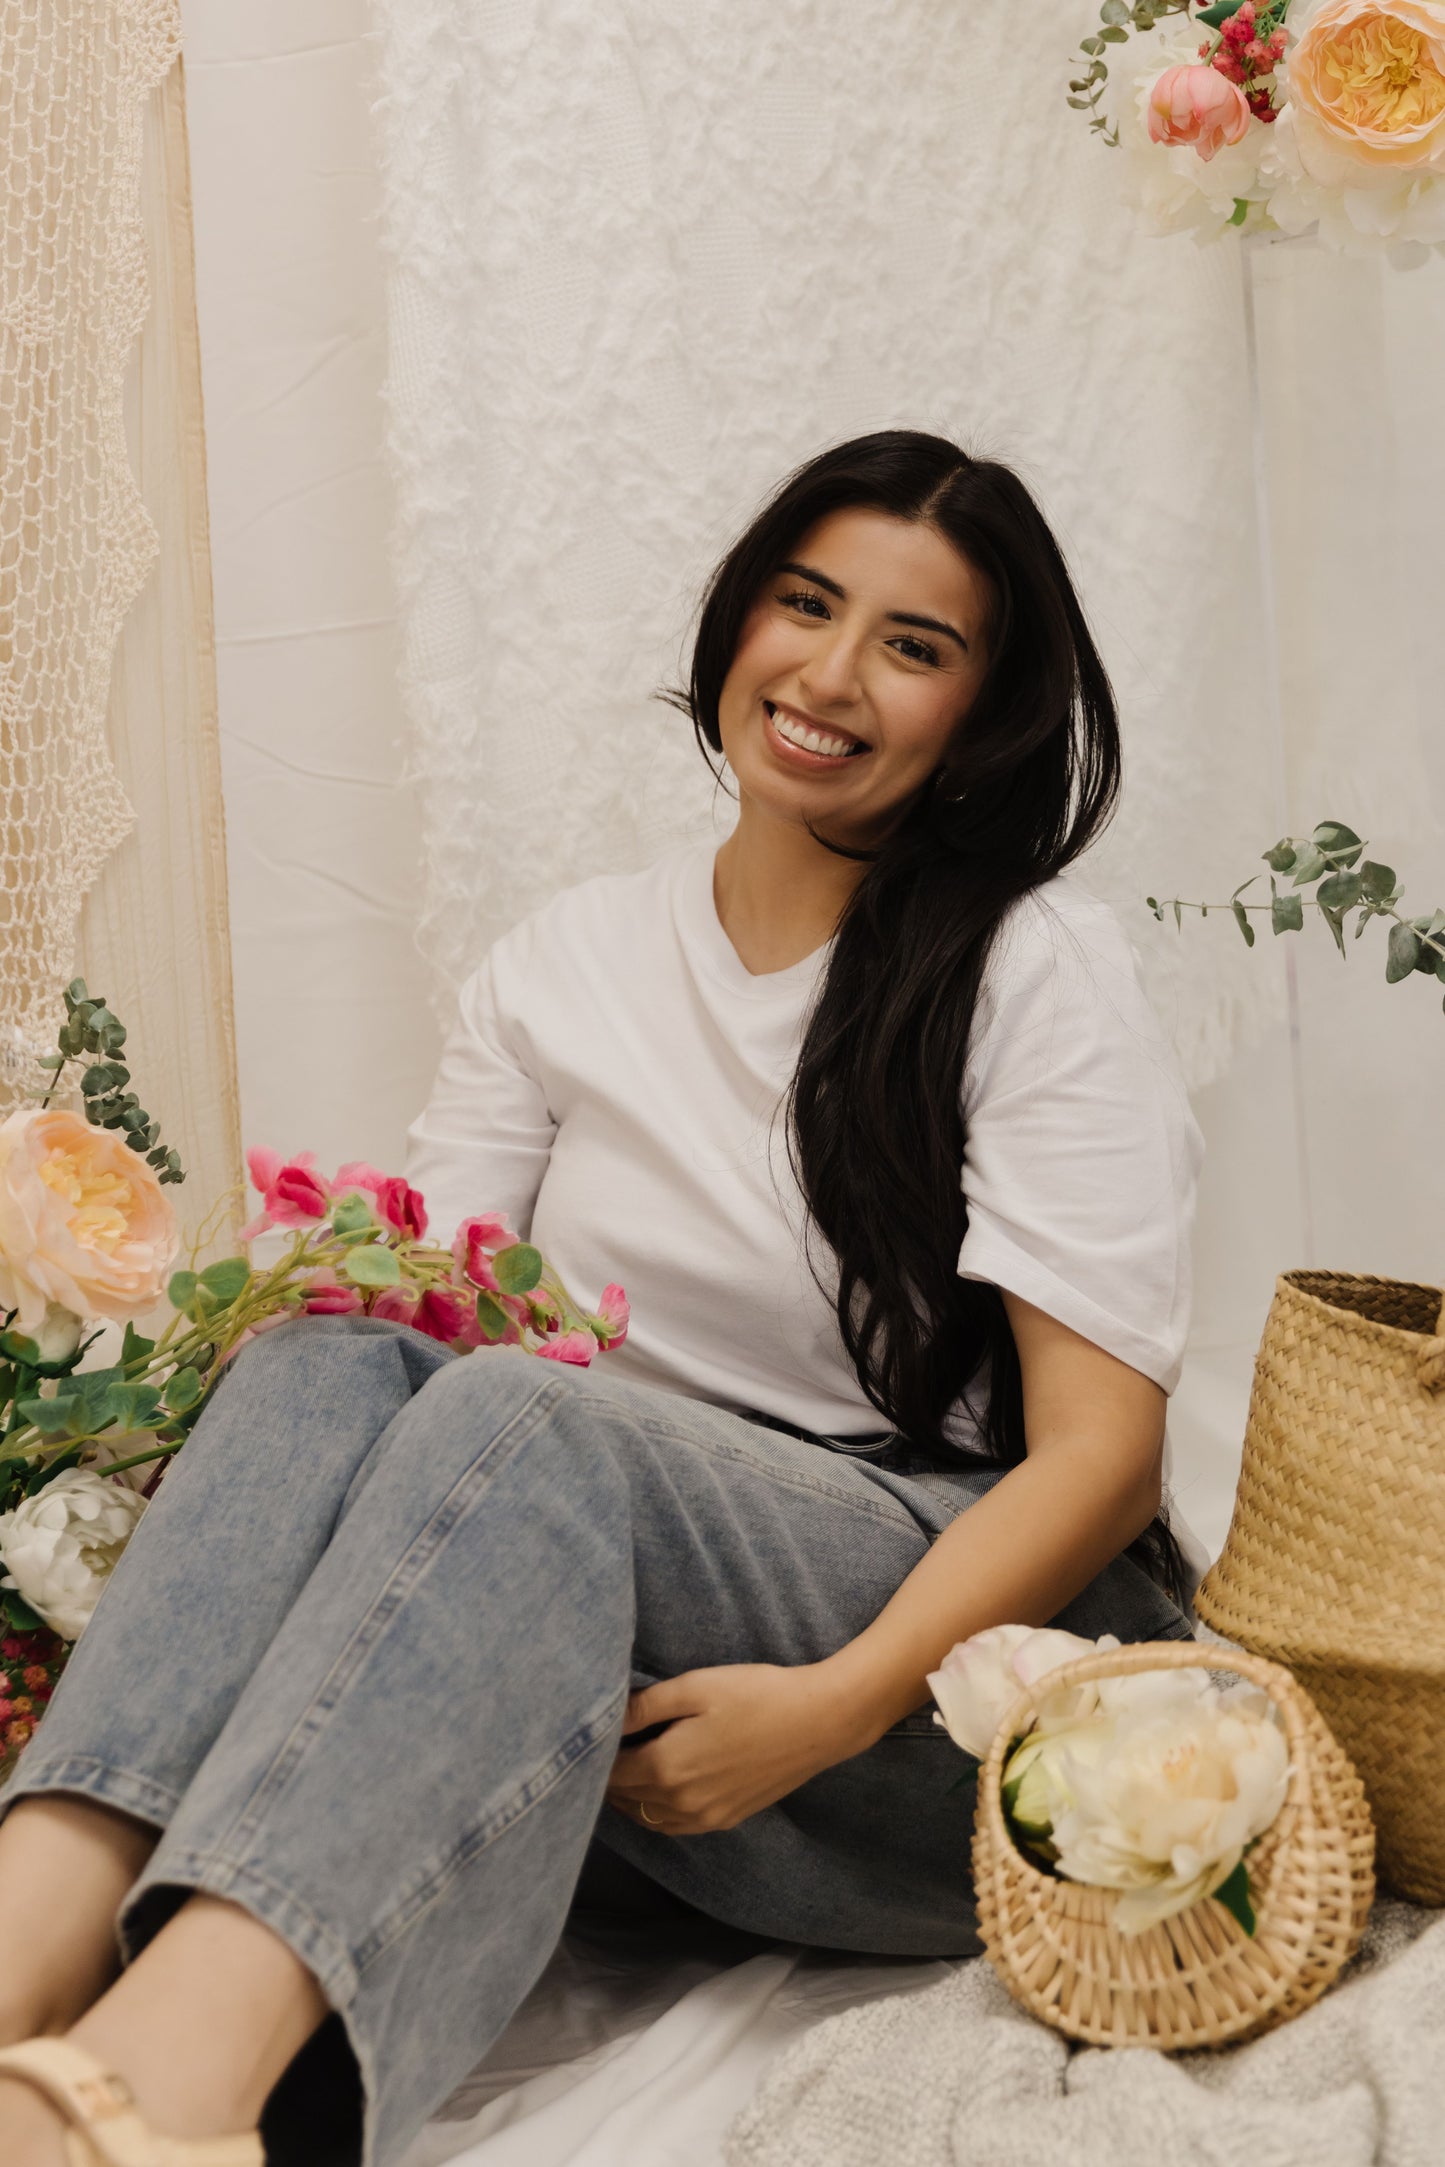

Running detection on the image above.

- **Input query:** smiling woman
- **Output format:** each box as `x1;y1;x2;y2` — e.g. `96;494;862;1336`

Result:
0;428;1201;2167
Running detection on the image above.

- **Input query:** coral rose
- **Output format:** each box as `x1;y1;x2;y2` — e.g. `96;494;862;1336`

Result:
0;1109;178;1333
1146;63;1253;158
1287;1;1445;169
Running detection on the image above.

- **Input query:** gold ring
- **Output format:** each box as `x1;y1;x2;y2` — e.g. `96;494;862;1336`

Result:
638;1800;659;1826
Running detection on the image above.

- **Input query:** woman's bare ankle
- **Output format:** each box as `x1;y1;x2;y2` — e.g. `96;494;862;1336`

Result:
0;2075;70;2167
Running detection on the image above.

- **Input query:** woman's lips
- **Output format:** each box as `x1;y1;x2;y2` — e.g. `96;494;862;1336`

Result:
763;702;869;769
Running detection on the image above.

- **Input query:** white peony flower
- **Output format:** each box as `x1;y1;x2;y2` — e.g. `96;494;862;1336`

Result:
1035;1683;1292;1934
0;1468;147;1641
928;1623;1119;1758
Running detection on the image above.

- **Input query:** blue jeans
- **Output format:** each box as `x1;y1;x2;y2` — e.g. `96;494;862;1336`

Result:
0;1315;1191;2165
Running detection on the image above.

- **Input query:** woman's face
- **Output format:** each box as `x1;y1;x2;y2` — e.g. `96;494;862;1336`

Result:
715;506;993;845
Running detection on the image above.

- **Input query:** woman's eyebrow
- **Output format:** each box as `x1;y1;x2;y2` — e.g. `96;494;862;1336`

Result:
777;560;969;652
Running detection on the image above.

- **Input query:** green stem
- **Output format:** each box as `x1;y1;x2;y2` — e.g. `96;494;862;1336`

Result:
1159;896;1445;961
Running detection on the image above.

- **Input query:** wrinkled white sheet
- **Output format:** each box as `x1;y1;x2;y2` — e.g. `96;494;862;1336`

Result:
401;1924;955;2167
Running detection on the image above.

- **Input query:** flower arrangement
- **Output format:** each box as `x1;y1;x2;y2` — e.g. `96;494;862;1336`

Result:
0;979;628;1773
1069;0;1445;260
1146;817;1445;1011
929;1624;1290;1933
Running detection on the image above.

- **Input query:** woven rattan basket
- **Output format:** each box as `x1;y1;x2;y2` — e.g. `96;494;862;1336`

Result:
971;1640;1374;2049
1195;1271;1445;1905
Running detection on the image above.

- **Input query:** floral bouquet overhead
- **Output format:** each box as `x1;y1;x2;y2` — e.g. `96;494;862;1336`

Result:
1068;0;1445;261
0;980;628;1775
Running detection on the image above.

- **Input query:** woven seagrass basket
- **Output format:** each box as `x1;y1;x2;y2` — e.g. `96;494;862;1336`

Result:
1195;1271;1445;1905
972;1640;1375;2049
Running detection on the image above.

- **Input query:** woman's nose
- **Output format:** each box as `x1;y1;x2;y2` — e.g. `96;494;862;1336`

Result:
797;630;864;709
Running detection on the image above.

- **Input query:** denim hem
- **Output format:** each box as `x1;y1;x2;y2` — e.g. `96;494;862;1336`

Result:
0;1754;182;1834
119;1845;361;2008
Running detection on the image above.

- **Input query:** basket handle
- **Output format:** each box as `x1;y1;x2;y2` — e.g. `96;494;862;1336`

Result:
979;1638;1311;1816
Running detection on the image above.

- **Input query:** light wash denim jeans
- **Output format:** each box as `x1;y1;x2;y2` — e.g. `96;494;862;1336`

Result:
0;1314;1191;2165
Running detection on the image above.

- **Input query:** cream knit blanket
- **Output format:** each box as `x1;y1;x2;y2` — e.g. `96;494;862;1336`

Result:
724;1899;1442;2167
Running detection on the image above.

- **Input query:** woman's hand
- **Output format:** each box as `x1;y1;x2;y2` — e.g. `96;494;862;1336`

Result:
604;1661;865;1835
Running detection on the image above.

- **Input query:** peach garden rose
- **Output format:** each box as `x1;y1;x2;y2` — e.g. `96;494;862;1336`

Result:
1287;0;1445;170
0;1107;179;1337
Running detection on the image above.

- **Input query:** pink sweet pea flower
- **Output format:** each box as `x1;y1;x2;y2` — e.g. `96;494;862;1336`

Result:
366;1284;421;1326
588;1283;629;1351
299;1268;364;1316
414;1284;474;1345
239;1147;333;1242
333;1164;428;1241
535;1328;597;1366
453;1214;517;1293
1146;63;1251;159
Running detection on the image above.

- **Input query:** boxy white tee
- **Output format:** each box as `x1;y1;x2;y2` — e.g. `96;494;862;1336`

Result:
403;837;1204;1456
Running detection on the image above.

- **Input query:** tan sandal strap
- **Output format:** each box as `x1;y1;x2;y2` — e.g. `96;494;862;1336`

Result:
0;2038;262;2166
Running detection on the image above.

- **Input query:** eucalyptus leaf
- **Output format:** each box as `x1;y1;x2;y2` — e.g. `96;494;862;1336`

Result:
494;1243;544;1297
473;1291;513;1342
15;1394;82;1435
1386;923;1421;983
1198;0;1247;23
1360;860;1397;903
1320;903;1347;958
1231;900;1256;949
340;1244;402;1289
1313;820;1363;860
1271;892;1304;935
197;1257;251;1305
163;1367;204;1415
1289;848;1327;886
103;1381;165;1433
1098;24;1129;39
1100;0;1131;21
1316;871;1362;910
329;1196;375;1236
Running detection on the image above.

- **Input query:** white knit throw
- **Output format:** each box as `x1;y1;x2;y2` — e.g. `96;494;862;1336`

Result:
724;1897;1442;2167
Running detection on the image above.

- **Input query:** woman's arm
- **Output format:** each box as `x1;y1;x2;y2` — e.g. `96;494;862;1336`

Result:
605;1292;1169;1832
815;1289;1166;1753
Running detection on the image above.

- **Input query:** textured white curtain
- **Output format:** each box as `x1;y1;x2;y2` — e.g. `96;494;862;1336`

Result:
370;0;1328;1089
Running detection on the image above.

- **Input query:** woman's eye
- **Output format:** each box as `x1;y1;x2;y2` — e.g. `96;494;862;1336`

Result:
778;588;829;618
892;635;939;666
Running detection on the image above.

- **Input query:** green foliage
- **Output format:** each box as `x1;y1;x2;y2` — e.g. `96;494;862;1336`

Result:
329;1195;375;1236
1146;820;1445;1015
1065;0;1209;146
1210;1858;1257;1936
42;980;186;1184
473;1291;513;1342
494;1243;544;1297
340;1244;402;1289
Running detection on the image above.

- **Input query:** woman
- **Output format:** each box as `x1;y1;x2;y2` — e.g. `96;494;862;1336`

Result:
0;430;1203;2167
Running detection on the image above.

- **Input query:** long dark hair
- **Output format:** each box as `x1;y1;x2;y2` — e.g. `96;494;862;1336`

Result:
667;429;1189;1607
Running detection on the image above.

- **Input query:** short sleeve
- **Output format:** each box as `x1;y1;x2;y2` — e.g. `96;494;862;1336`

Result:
402;933;557;1255
956;881;1204;1393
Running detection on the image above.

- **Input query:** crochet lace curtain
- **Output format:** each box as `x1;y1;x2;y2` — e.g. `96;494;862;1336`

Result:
0;0;181;1108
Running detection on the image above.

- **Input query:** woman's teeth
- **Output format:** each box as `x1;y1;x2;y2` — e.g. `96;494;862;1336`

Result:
769;708;862;758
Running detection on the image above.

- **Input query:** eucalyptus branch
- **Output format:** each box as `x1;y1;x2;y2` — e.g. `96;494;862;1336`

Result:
1147;821;1445;1009
33;978;185;1185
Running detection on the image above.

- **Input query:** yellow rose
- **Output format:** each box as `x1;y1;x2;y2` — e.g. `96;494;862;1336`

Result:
1287;1;1445;168
0;1108;179;1333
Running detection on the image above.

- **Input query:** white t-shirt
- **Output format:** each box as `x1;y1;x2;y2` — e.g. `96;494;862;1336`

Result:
403;837;1204;1454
